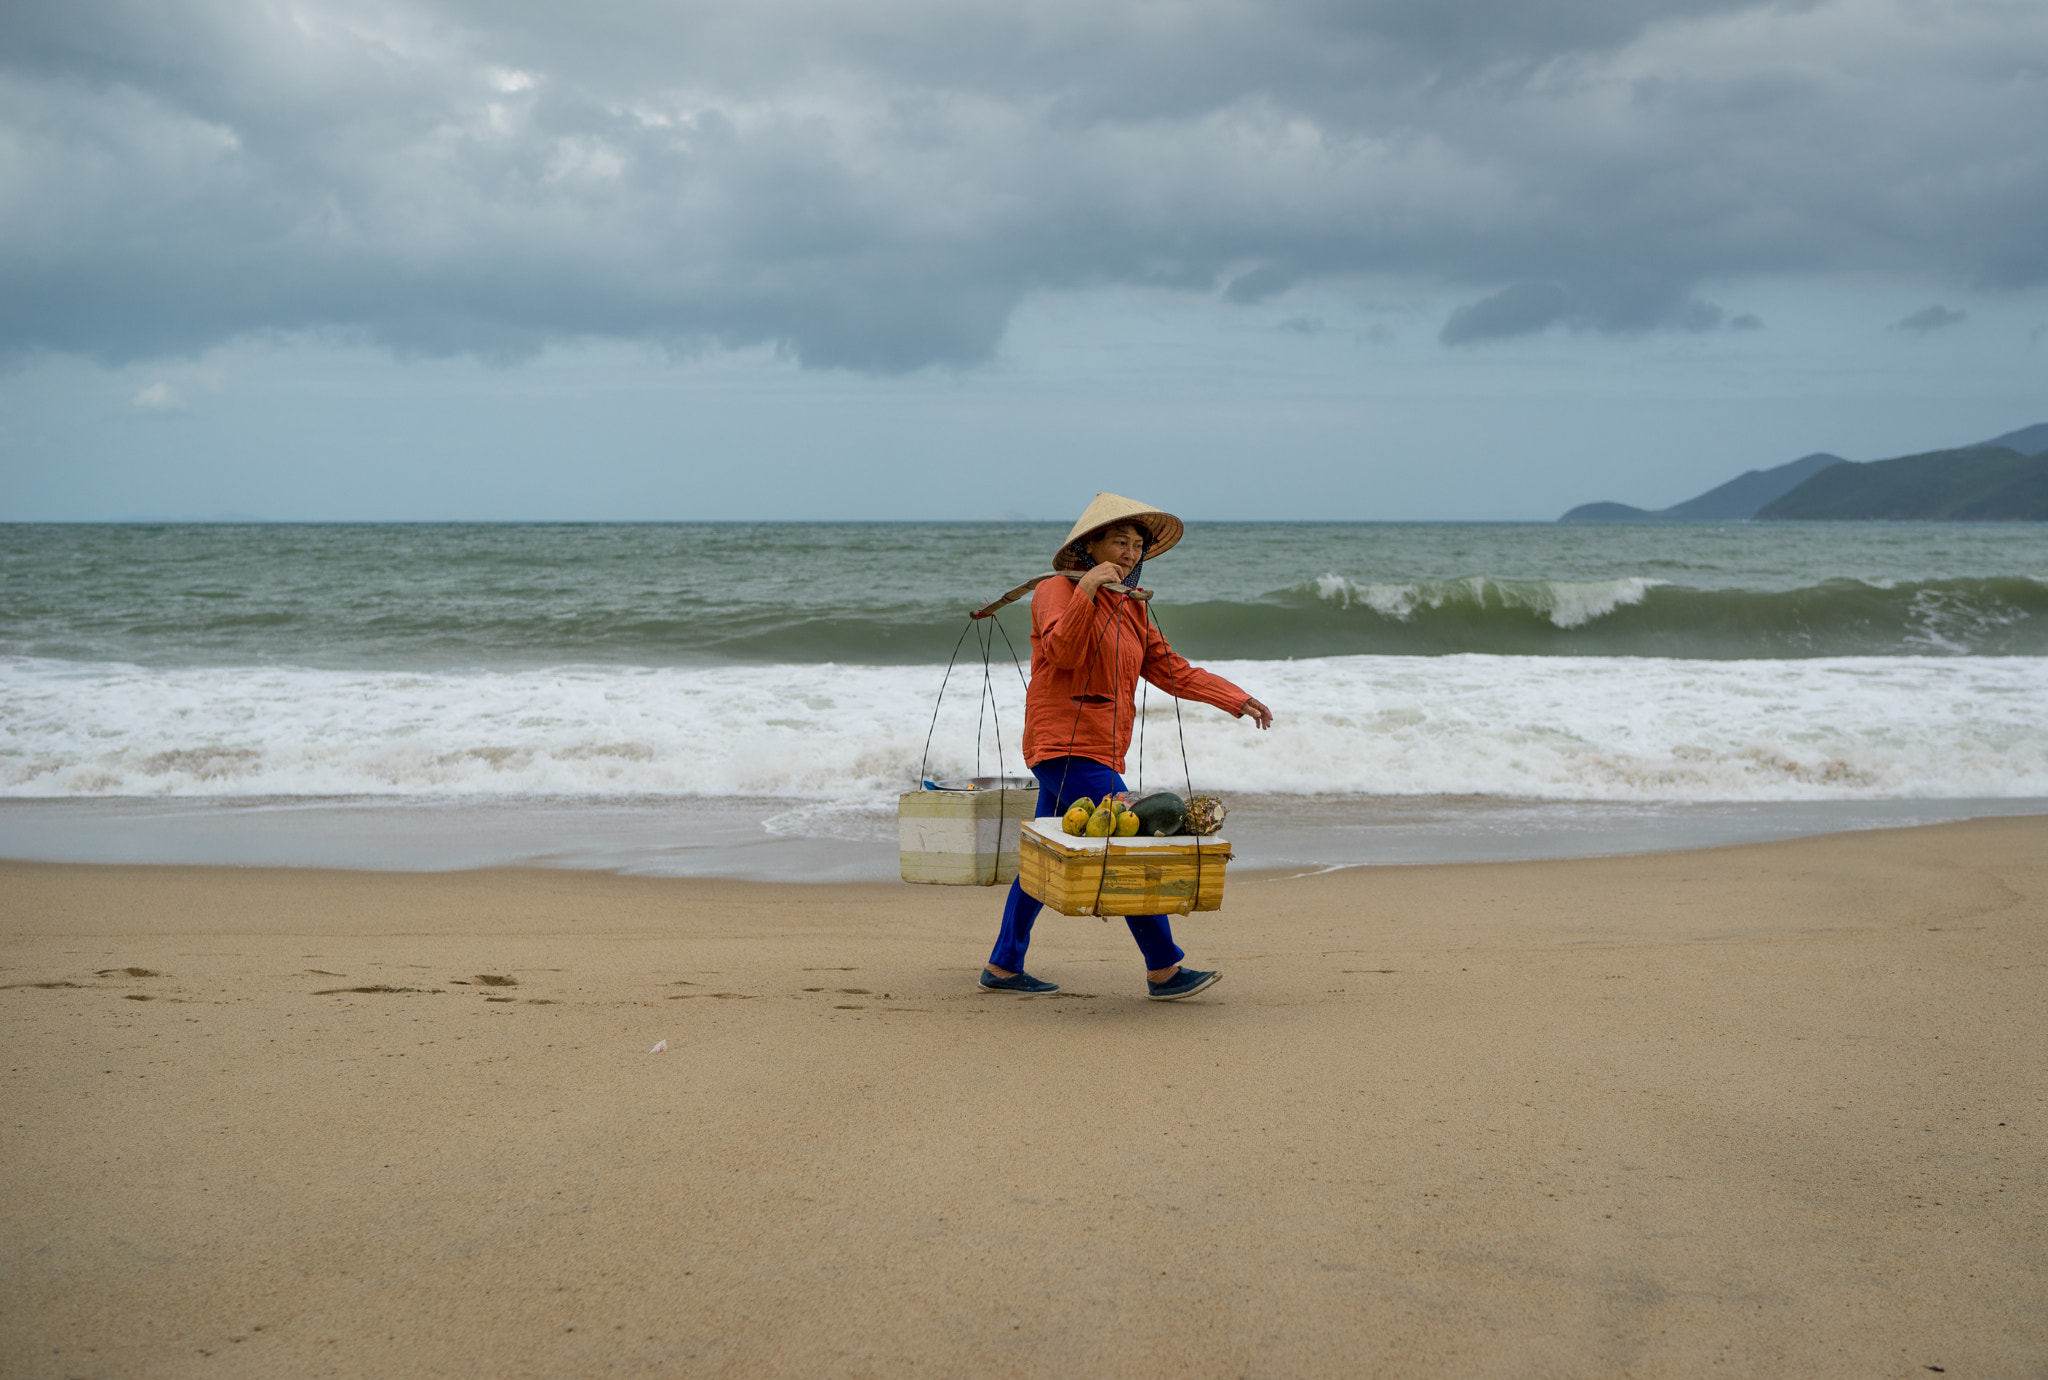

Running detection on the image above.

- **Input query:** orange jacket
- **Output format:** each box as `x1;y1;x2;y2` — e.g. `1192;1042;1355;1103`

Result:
1021;574;1251;773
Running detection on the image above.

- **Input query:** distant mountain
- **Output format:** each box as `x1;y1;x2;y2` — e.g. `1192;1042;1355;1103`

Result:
1659;453;1850;520
1756;445;2048;520
1560;453;1844;524
1559;422;2048;522
1556;501;1662;523
1984;422;2048;454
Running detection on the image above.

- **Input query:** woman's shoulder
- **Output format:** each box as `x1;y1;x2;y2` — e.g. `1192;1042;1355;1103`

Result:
1031;573;1079;611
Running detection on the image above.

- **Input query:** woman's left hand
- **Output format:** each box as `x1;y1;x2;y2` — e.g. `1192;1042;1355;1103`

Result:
1239;697;1273;730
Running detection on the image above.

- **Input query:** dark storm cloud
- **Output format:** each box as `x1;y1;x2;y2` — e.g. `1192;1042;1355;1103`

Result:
1440;280;1728;345
1889;304;1968;336
2;0;2045;370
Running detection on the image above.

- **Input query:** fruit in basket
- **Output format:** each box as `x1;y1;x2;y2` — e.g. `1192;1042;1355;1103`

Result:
1068;796;1095;815
1115;810;1140;836
1130;792;1185;837
1084;806;1116;837
1182;794;1228;836
1060;803;1092;836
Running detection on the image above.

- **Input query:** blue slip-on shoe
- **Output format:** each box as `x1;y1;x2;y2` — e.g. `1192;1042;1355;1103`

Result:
1146;967;1222;1001
980;969;1059;994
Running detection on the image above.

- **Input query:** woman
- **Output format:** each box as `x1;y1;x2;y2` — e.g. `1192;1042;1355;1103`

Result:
984;492;1273;1000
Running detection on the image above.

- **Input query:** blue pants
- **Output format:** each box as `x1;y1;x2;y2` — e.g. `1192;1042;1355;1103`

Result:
989;756;1184;974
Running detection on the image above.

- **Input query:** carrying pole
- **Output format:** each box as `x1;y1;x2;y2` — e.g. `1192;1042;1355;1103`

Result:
970;570;1152;620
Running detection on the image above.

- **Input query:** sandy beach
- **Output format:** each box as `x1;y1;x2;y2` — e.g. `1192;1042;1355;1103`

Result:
2;815;2042;1378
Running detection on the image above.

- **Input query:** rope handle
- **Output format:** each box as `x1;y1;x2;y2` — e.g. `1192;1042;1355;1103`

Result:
1090;834;1119;919
919;610;1035;887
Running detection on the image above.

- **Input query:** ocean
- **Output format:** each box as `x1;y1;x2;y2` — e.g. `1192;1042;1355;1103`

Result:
4;520;2046;877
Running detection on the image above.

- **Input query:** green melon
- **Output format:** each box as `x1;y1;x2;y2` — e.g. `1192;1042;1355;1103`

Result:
1129;792;1186;837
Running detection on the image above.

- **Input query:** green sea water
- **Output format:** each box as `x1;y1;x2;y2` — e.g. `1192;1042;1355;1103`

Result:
4;520;2046;667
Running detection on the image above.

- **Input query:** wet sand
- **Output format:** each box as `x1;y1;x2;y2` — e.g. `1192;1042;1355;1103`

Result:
2;816;2043;1378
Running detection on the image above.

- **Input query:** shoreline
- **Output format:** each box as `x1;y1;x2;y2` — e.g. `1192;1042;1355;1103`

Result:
4;815;2043;1377
4;792;2045;880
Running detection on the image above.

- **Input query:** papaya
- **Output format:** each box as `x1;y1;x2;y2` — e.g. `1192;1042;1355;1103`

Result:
1084;806;1116;837
1129;792;1185;837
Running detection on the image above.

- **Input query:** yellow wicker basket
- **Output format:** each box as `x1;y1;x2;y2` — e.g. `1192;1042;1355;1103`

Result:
1016;819;1231;917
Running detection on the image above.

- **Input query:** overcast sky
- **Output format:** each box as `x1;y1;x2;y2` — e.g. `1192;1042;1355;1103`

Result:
3;0;2045;521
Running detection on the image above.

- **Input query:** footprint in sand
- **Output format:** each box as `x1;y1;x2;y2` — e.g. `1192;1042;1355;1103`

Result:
312;984;440;995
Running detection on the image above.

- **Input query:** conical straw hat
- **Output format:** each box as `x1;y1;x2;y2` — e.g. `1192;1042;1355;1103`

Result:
1053;493;1185;572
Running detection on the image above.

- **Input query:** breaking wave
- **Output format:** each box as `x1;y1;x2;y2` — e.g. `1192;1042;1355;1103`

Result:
6;653;2046;803
1146;574;2048;659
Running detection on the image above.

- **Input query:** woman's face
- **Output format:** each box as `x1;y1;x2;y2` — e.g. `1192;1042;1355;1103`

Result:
1085;522;1147;579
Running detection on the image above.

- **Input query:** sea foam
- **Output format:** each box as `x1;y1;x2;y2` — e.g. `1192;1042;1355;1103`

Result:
5;653;2046;803
1313;574;1664;628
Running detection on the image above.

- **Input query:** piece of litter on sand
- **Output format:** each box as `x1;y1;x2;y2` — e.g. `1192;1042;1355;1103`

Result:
649;1039;667;1054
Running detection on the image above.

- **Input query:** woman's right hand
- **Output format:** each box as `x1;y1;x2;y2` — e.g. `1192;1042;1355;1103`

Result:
1077;561;1124;596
